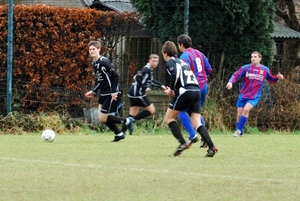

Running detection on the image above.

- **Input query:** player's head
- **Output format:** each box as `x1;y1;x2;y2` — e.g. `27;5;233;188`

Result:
148;54;159;69
251;51;262;66
177;34;193;52
161;41;178;61
88;41;101;60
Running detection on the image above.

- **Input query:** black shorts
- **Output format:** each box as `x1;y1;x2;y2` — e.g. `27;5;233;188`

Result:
128;95;151;107
98;94;119;114
169;90;201;113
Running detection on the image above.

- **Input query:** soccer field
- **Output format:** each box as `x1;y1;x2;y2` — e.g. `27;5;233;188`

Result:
0;133;299;201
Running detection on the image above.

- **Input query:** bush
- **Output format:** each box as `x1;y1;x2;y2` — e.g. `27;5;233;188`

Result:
0;111;82;134
208;78;300;132
0;4;139;114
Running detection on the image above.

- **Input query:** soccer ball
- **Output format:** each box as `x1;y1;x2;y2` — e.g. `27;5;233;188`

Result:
41;129;56;142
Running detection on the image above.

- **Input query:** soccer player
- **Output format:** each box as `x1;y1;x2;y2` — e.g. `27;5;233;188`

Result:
121;54;166;134
161;41;218;157
177;34;212;148
226;51;284;137
84;41;134;142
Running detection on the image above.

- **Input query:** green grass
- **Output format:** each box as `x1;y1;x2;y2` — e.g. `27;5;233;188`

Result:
0;133;300;201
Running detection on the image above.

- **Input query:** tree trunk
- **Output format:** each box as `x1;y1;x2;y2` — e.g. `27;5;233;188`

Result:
217;50;225;79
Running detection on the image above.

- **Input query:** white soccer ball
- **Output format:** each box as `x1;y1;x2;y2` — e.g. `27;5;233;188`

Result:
41;129;56;142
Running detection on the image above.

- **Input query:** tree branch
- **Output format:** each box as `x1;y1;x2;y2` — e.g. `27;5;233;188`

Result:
275;7;291;26
286;0;300;30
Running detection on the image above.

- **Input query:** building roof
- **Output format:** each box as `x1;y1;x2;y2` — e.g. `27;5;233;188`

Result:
271;22;300;39
80;0;135;12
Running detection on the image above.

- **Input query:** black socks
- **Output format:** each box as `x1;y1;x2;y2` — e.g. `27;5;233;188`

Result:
107;115;126;124
196;125;214;148
134;110;151;120
168;121;185;144
104;122;121;135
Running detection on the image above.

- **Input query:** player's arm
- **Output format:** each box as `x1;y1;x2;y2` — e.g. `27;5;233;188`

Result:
266;69;283;84
166;61;178;91
87;65;102;97
135;67;149;86
179;52;191;70
90;82;101;94
163;61;176;96
164;86;175;96
203;55;212;75
226;66;246;89
229;66;246;83
102;58;120;93
151;79;164;89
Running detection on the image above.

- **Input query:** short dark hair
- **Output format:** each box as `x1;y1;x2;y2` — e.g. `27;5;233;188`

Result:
88;41;101;49
149;54;159;60
252;51;262;59
177;34;192;48
161;41;178;57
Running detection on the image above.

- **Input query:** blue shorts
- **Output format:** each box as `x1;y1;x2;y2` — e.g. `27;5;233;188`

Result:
200;84;208;107
236;97;261;108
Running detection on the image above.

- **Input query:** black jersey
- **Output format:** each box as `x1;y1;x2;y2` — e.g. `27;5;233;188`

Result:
128;63;163;97
91;56;120;95
166;57;199;92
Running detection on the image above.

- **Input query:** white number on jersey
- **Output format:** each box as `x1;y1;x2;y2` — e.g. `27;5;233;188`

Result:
196;57;202;72
184;70;198;85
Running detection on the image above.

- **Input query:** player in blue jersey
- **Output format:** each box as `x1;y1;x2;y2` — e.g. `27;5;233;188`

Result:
226;51;284;137
177;34;212;147
161;41;218;157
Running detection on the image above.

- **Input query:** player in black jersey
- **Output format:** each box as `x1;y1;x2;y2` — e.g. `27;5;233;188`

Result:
121;54;166;134
84;41;134;142
161;41;218;157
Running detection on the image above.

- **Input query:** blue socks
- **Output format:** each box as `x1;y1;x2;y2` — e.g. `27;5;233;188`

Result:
236;122;244;135
178;111;196;139
178;112;207;139
237;115;248;135
200;116;206;127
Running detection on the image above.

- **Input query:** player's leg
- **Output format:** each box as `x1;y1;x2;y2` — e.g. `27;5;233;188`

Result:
178;111;197;140
178;89;199;143
200;84;208;126
235;107;244;131
234;98;259;137
114;101;123;116
98;103;124;142
121;87;136;134
235;107;244;135
190;112;218;157
189;90;218;157
164;108;189;156
129;106;139;117
236;98;259;136
164;108;182;142
165;94;193;156
121;105;138;134
133;104;154;120
122;96;152;135
133;96;154;120
233;98;247;137
199;84;208;147
99;96;133;141
101;99;130;125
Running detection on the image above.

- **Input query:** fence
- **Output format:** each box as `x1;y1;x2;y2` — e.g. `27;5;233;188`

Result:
0;3;169;121
1;2;300;131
